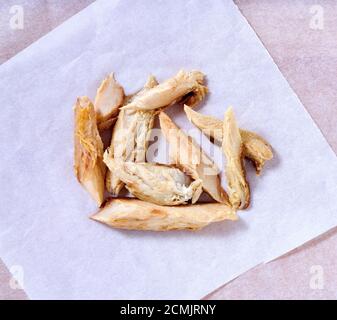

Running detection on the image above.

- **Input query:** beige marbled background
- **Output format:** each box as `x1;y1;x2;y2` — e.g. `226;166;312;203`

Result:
0;0;336;300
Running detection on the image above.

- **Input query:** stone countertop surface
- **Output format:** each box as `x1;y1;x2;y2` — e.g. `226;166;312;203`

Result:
0;0;336;300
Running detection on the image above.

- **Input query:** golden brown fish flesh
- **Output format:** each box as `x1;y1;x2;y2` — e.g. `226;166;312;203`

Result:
184;105;273;175
122;70;207;112
91;198;237;231
106;76;159;195
94;73;125;130
106;71;208;195
159;112;228;204
104;156;203;206
74;96;106;206
222;108;250;209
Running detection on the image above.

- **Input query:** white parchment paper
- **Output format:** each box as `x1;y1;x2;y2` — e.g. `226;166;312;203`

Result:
0;0;337;299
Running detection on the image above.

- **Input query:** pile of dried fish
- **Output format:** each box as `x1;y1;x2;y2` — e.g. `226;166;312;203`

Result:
74;70;273;232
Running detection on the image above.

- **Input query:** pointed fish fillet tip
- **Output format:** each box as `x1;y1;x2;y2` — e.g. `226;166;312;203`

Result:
94;73;125;128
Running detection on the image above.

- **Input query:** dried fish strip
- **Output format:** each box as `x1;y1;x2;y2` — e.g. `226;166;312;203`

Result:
74;96;105;206
122;70;207;112
104;157;203;206
222;108;250;209
91;198;237;231
105;76;159;194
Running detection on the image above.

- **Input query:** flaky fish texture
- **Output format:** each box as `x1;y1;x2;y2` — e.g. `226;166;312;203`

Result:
222;108;250;210
104;156;203;206
91;198;237;231
159;112;228;204
122;70;208;111
106;76;159;194
184;105;273;175
74;97;106;206
94;73;125;130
